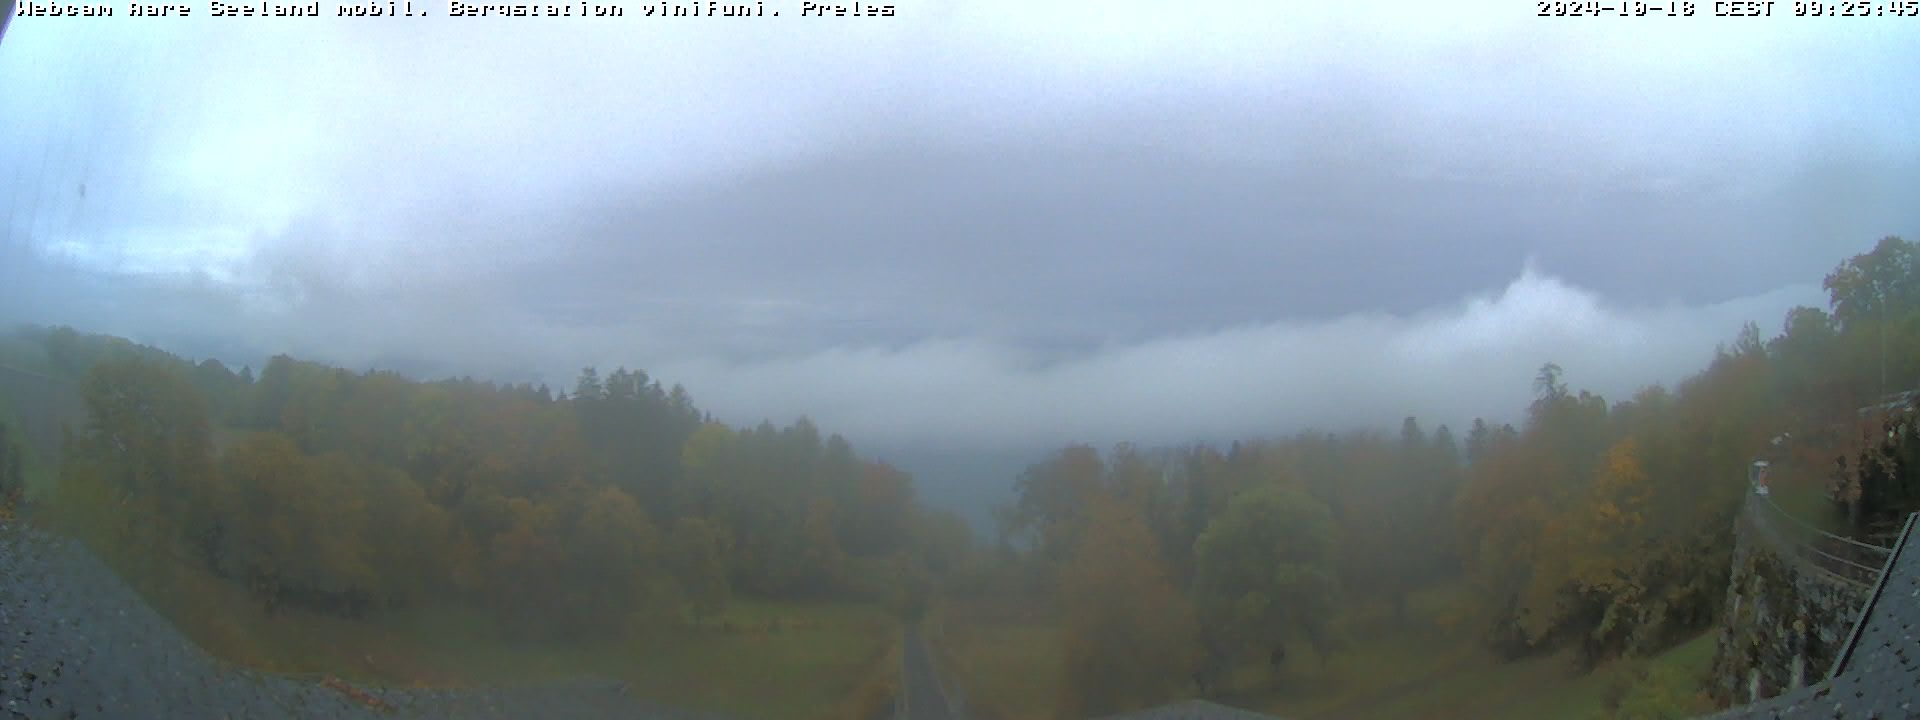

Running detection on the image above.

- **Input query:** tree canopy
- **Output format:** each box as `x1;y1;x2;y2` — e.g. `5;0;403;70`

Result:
30;336;943;642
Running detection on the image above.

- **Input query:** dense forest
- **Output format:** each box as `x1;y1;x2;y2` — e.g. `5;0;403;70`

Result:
0;327;971;648
939;236;1920;717
2;237;1917;719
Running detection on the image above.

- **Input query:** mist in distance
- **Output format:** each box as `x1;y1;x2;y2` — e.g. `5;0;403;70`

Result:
0;1;1914;454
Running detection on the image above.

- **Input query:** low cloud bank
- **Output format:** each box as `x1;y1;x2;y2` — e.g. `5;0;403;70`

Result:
653;265;1825;448
0;239;1830;451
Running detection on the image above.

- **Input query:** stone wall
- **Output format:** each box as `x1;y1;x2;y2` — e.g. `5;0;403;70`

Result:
1709;499;1873;706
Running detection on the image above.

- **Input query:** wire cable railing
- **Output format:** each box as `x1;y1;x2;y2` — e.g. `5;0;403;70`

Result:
1742;484;1892;591
1828;510;1918;680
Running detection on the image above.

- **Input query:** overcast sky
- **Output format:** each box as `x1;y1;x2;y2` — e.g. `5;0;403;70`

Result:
0;2;1916;453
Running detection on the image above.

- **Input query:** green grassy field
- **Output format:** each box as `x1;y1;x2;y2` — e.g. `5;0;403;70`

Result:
0;392;60;507
0;360;88;508
928;597;1066;720
933;585;1721;720
619;599;901;719
11;390;899;720
43;527;900;720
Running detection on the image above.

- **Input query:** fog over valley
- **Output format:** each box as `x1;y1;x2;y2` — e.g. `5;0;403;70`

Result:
6;3;1920;719
2;0;1916;519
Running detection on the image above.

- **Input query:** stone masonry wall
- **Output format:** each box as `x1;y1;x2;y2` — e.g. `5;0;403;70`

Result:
1709;504;1872;706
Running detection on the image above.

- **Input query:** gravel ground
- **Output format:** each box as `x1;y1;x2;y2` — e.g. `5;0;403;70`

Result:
0;522;729;720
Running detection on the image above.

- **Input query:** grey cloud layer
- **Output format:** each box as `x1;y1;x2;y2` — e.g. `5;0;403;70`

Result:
649;268;1828;448
0;2;1914;449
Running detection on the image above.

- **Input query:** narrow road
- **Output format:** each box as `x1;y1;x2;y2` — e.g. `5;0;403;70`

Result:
900;626;958;720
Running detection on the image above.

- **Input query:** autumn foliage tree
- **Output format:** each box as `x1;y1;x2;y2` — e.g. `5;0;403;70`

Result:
19;234;1917;701
33;331;941;644
1058;495;1198;717
1192;485;1337;684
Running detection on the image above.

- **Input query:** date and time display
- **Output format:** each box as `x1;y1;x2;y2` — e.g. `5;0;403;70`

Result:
1538;1;1919;15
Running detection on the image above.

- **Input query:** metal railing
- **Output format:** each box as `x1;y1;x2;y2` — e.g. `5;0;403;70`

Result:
1743;485;1892;591
1828;510;1918;679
